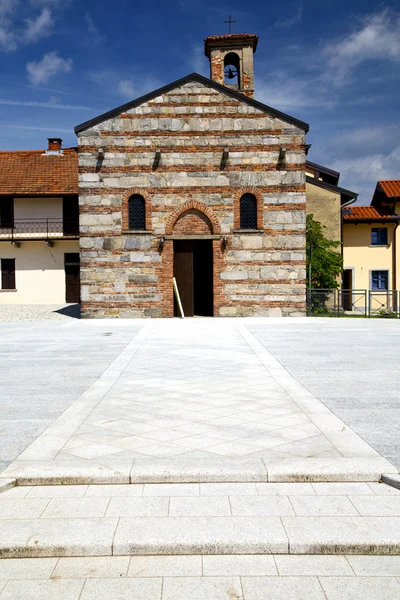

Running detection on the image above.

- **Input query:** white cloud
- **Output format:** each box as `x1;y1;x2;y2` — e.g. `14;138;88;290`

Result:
24;7;53;42
118;79;135;98
5;124;72;132
26;50;72;85
0;23;16;50
257;73;334;109
84;12;105;43
0;0;18;15
331;146;400;202
324;9;400;84
0;97;99;110
0;0;18;50
317;125;400;202
274;5;303;28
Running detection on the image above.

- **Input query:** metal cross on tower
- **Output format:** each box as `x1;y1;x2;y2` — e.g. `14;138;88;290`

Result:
224;15;236;33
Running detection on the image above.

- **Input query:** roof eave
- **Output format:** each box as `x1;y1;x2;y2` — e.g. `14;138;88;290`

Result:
305;160;340;178
74;72;309;134
306;175;358;199
343;217;399;223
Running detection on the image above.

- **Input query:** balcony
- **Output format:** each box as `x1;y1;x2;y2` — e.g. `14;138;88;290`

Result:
0;218;79;243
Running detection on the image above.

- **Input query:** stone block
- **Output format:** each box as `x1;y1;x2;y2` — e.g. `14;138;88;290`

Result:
220;271;248;280
241;236;263;249
113;281;126;293
124;237;152;250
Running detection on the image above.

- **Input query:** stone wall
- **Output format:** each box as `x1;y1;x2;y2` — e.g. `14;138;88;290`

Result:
77;79;307;318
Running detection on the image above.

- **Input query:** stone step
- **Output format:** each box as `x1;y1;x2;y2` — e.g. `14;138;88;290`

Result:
2;555;400;600
1;481;400;558
2;455;397;486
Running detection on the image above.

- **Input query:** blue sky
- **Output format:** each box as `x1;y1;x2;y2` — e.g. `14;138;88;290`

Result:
1;0;399;203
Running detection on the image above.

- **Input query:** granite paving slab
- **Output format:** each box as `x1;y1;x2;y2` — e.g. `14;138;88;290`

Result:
3;318;397;484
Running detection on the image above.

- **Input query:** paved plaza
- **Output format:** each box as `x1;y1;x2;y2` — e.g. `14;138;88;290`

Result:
1;316;400;597
1;318;396;482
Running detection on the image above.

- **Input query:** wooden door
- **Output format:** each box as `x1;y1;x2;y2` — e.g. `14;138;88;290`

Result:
174;241;194;316
342;269;352;311
65;264;80;303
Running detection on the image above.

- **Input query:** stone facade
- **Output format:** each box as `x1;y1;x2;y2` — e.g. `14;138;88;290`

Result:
77;75;307;318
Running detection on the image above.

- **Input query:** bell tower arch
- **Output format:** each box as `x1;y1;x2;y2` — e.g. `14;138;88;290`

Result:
204;33;258;98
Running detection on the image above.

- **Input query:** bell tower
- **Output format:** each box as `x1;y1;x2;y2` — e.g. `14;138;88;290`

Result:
204;33;258;98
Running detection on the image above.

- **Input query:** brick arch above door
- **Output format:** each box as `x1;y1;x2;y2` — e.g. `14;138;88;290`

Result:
166;200;221;235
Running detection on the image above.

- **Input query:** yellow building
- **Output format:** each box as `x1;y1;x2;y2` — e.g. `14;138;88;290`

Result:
342;189;400;313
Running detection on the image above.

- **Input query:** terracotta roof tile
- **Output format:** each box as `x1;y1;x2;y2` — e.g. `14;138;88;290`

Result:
0;148;78;196
379;180;400;198
343;206;397;221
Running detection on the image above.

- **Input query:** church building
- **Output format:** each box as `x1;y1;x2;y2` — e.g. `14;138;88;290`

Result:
75;33;309;318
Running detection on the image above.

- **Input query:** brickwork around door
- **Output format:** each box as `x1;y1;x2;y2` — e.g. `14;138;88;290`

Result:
78;80;306;318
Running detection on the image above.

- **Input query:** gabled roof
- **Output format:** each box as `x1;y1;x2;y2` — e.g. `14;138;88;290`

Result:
378;181;400;199
75;73;309;134
0;149;78;196
343;206;398;222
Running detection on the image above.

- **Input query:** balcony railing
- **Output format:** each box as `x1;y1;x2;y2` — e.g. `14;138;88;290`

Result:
0;218;79;241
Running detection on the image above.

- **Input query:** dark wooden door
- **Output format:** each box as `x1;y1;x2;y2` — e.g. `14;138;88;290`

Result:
174;241;194;316
65;264;80;303
193;241;213;316
342;269;352;311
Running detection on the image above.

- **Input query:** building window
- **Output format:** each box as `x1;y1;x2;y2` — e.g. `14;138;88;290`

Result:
0;197;14;228
240;193;257;229
128;194;146;230
371;270;389;290
371;228;388;246
1;258;15;290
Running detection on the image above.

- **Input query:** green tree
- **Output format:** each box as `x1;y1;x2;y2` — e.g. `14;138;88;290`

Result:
306;214;343;289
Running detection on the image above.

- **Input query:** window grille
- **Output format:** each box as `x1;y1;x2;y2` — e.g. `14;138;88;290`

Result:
240;193;257;229
128;195;146;230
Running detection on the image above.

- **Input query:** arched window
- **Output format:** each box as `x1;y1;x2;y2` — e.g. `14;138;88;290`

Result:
240;193;257;229
224;52;240;86
128;194;146;230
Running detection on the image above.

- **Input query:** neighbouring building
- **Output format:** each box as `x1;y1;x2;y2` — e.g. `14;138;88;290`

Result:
75;33;309;318
306;161;358;245
0;139;80;304
343;182;400;296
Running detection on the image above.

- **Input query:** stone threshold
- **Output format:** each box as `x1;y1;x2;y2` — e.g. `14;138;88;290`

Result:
1;456;397;486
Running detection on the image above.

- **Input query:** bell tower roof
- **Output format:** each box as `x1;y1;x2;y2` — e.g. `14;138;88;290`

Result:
204;34;258;58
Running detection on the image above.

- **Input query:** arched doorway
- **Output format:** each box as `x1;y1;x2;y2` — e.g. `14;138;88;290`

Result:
172;208;214;317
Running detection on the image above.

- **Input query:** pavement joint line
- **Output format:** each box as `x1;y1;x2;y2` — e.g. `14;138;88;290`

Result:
237;324;397;474
5;323;153;464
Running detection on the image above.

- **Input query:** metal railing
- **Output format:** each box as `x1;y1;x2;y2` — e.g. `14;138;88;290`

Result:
307;288;400;318
368;290;398;318
0;218;79;241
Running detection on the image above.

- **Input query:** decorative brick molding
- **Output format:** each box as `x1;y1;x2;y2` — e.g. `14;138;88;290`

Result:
173;209;213;235
166;200;221;235
233;186;264;230
121;188;152;231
